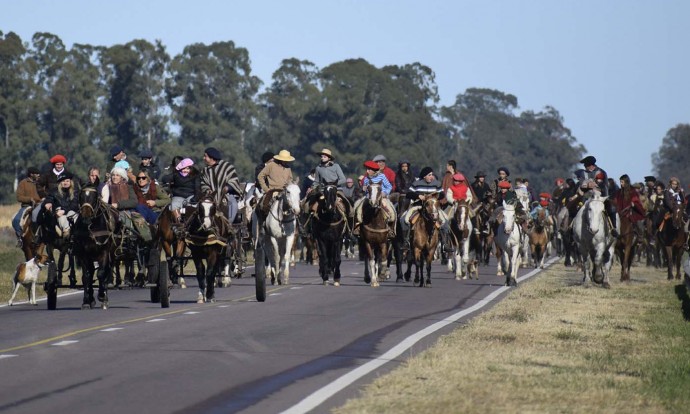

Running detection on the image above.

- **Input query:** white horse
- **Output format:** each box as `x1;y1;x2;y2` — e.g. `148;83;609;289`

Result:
447;201;476;280
252;184;301;285
494;202;522;287
572;193;616;288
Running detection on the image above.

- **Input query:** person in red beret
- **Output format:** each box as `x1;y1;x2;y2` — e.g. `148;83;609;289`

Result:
37;154;69;198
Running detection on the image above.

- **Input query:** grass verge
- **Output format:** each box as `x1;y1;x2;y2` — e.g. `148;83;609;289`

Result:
334;262;690;414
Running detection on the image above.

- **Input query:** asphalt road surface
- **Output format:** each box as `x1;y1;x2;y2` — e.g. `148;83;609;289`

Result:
0;255;551;414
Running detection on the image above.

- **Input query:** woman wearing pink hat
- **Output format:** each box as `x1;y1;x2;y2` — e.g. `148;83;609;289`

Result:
170;158;201;222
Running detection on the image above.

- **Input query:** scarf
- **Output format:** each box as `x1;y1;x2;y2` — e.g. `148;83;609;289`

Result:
109;181;130;205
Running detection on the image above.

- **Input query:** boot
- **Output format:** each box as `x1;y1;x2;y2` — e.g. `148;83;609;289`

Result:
387;223;396;239
441;229;455;253
403;227;411;251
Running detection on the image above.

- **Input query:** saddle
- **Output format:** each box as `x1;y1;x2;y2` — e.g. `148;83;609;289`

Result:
118;211;153;242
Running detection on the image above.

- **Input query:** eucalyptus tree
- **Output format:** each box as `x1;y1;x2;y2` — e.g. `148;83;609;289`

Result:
166;40;261;176
652;124;690;185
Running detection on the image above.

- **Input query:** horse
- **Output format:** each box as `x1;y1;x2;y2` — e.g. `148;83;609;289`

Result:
156;207;188;288
448;200;477;280
657;203;686;280
476;198;495;266
615;205;639;282
297;209;318;265
185;194;231;303
312;185;347;285
72;186;118;309
31;203;78;287
572;194;615;288
528;208;551;269
410;195;441;287
253;184;301;286
494;202;522;287
360;183;390;287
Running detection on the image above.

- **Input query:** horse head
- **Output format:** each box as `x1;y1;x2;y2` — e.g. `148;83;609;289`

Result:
283;184;301;216
321;184;338;213
502;201;516;234
671;203;684;230
583;194;607;235
198;194;217;231
366;182;383;208
454;200;469;231
534;208;548;232
421;193;439;222
79;186;102;218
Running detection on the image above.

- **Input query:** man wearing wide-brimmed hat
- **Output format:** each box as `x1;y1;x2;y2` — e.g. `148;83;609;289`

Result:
305;148;348;210
256;149;295;218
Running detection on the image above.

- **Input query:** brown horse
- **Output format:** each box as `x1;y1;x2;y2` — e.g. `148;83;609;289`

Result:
615;207;638;282
528;209;551;269
448;200;478;280
157;207;188;288
411;195;441;287
361;183;390;287
658;203;686;280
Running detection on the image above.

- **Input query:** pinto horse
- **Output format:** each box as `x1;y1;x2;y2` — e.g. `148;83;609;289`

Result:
72;186;118;309
411;195;441;287
573;194;615;288
361;183;390;287
658;203;686;280
448;200;477;280
185;195;230;303
312;185;347;285
254;184;301;286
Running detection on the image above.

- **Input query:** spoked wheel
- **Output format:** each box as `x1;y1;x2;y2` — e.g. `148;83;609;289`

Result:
254;240;266;302
45;262;58;310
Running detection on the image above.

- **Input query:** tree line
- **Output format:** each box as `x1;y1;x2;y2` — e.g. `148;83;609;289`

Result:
4;30;677;203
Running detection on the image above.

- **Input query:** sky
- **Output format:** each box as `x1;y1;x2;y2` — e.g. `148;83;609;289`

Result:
3;0;689;183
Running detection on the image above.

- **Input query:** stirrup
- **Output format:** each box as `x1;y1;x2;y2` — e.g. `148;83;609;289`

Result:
352;225;360;236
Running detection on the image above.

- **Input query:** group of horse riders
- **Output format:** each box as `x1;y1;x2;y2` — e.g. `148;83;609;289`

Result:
13;145;689;261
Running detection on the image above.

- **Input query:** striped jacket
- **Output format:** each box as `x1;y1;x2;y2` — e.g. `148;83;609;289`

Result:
201;160;243;206
363;172;392;196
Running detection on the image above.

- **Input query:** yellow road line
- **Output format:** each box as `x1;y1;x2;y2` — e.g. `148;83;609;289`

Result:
0;285;288;354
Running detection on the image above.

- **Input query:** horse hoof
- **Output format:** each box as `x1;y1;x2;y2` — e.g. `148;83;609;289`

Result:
334;281;340;287
455;276;462;281
196;293;205;304
323;280;328;286
603;282;611;289
371;282;379;287
101;303;108;310
82;303;92;310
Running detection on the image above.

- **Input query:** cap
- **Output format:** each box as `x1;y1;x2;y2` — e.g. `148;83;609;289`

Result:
373;154;386;162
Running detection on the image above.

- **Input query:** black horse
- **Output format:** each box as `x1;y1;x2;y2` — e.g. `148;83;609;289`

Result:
33;203;77;287
72;186;118;309
312;185;347;285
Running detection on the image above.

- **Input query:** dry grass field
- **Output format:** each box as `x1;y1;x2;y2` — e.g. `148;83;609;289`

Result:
2;204;689;412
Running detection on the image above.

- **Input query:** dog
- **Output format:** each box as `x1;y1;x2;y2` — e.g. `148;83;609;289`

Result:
9;254;50;306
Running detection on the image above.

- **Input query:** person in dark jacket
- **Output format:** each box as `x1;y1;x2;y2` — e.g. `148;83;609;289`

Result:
471;171;490;202
13;167;42;242
169;158;201;222
37;154;77;199
138;149;162;182
395;160;414;197
133;170;171;224
160;155;183;195
43;172;79;238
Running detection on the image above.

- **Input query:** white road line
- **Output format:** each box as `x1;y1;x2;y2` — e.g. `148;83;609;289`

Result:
270;293;283;296
281;256;558;414
145;319;166;323
219;305;230;308
0;354;18;360
100;328;123;332
290;287;303;290
183;311;200;315
52;340;79;346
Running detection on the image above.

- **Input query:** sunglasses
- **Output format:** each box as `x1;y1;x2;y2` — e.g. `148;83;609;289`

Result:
137;176;148;180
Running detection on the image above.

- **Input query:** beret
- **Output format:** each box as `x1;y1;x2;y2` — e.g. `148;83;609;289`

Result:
204;147;222;161
364;160;380;170
498;181;511;189
419;167;434;178
50;154;67;164
110;145;123;158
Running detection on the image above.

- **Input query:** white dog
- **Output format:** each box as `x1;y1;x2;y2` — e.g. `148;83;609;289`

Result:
9;255;50;306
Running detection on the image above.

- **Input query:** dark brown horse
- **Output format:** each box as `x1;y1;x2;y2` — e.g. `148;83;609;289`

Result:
528;208;551;269
311;185;347;285
157;207;188;288
411;195;441;287
184;195;230;303
361;183;390;287
658;203;686;280
615;207;638;282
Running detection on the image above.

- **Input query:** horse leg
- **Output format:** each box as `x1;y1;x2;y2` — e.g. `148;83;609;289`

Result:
97;252;109;309
425;250;433;286
283;235;295;285
190;249;206;303
316;237;328;284
205;250;218;303
82;263;94;309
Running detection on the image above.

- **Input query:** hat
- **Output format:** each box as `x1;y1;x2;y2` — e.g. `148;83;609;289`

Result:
364;160;380;170
110;145;124;158
419;166;434;178
373;154;386;162
139;149;154;159
204;147;222;161
261;151;274;163
176;158;194;171
452;172;466;181
114;160;131;171
27;166;40;175
110;167;128;181
317;148;334;159
498;181;511;189
580;155;596;166
644;175;656;182
56;172;73;183
540;199;549;207
539;193;551;200
274;149;295;162
555;177;565;185
497;167;510;177
50;154;67;164
474;171;486;178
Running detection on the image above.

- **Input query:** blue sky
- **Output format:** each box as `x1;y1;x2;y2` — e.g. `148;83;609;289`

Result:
3;0;689;183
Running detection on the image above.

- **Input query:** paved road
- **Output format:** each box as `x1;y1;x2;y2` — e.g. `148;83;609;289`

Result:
0;256;549;414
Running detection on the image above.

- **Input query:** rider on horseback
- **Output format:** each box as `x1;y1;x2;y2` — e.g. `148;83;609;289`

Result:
399;167;448;250
201;147;245;233
352;160;397;238
44;173;79;239
579;155;619;237
304;148;347;214
12;166;41;247
256;149;295;222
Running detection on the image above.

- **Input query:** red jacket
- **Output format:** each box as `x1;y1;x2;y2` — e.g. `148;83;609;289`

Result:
382;167;396;192
615;187;646;222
